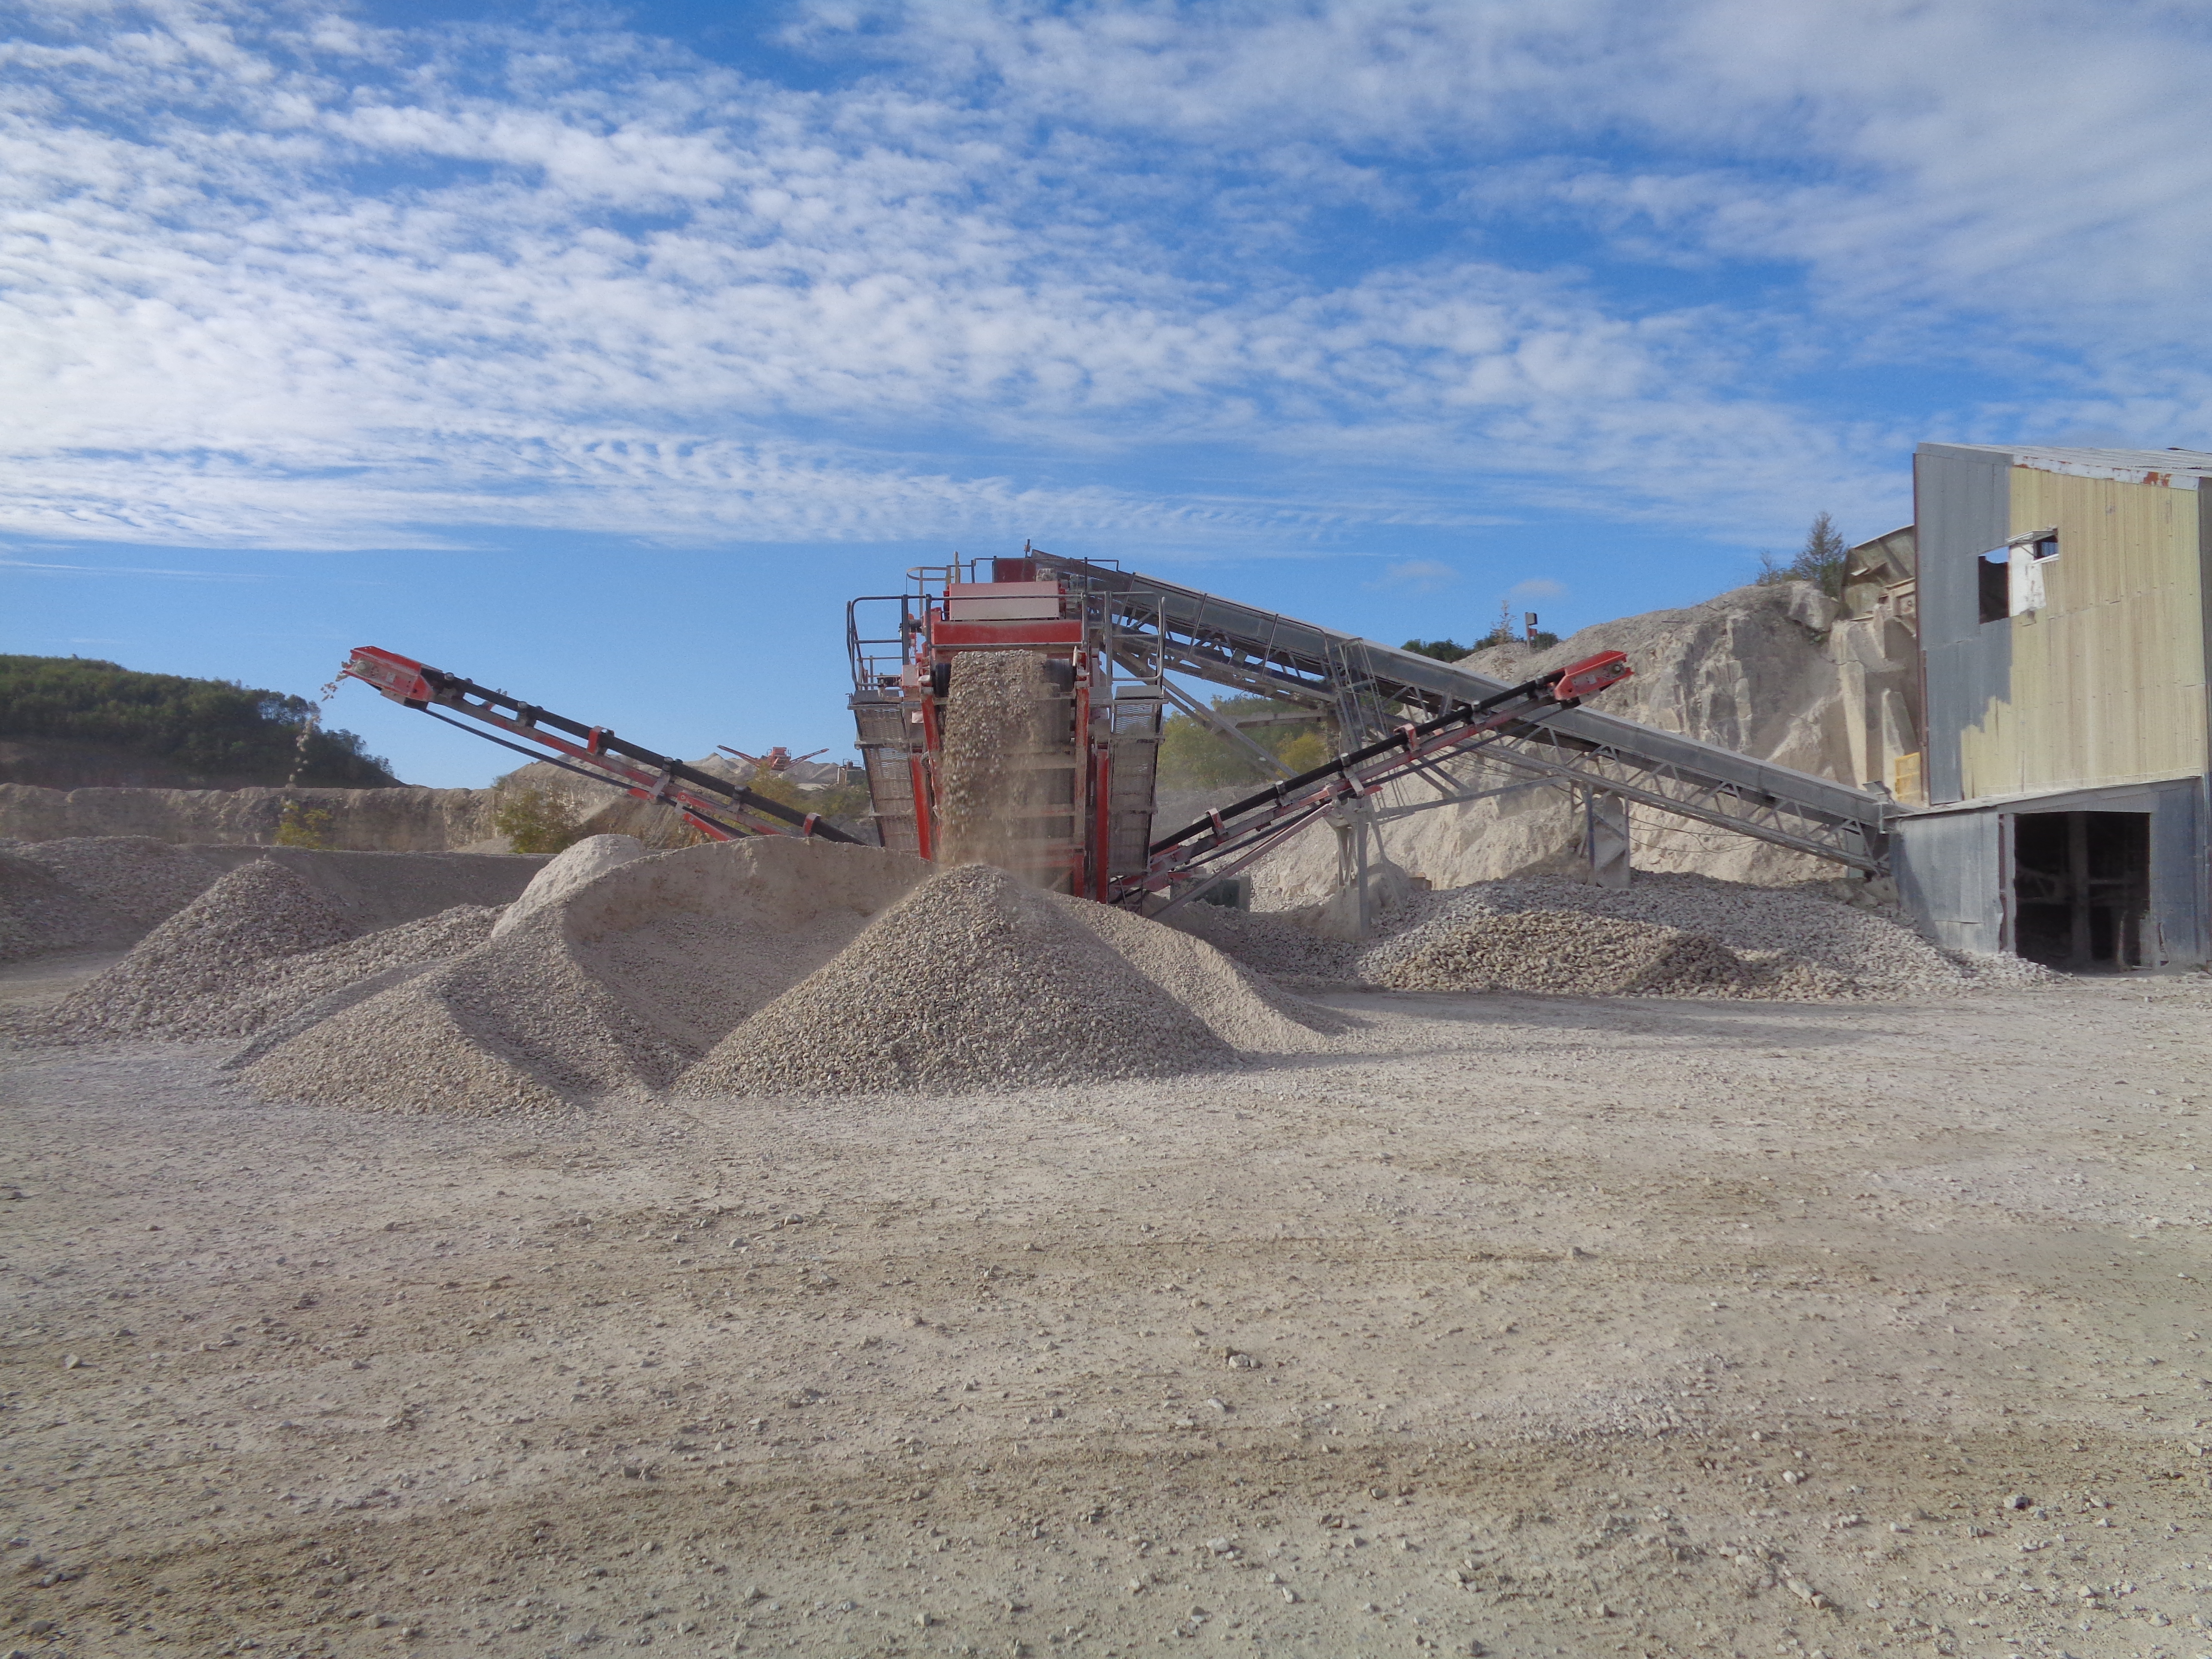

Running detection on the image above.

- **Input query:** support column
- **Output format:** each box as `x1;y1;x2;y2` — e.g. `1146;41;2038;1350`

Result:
1585;789;1631;889
2067;810;2091;969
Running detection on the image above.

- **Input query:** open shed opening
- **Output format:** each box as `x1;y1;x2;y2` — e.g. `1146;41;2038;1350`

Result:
2011;810;2152;969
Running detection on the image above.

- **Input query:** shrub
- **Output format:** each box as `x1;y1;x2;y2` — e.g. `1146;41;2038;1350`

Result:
494;786;583;855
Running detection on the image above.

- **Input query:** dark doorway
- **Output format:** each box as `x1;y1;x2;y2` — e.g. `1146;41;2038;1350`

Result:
2011;811;2152;969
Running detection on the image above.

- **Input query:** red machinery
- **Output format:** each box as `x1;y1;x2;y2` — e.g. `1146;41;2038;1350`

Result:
846;556;1631;908
719;744;830;772
339;647;858;845
847;557;1166;896
1131;649;1630;910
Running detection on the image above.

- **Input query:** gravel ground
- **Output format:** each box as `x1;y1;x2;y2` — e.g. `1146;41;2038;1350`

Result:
681;864;1239;1095
0;973;2205;1657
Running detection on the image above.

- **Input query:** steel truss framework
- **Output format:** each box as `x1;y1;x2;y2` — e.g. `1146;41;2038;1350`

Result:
1029;550;1890;875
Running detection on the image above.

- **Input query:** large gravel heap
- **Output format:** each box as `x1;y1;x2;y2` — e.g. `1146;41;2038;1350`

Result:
1370;908;1850;999
0;836;225;962
36;861;356;1040
233;841;1336;1114
678;864;1239;1097
1361;872;2049;999
241;838;938;1114
1170;869;2054;1000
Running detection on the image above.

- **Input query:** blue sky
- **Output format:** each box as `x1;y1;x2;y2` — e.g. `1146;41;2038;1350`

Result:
5;0;2208;786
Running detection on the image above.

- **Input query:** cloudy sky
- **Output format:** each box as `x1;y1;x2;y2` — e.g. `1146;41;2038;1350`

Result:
5;0;2206;783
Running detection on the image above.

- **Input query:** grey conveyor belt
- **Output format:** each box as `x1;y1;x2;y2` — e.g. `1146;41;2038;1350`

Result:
1031;550;1891;873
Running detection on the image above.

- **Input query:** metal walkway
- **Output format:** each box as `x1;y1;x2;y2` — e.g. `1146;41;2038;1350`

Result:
1028;550;1891;874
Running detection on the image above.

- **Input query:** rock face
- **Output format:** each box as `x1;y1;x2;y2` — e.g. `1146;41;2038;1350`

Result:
1253;580;1895;901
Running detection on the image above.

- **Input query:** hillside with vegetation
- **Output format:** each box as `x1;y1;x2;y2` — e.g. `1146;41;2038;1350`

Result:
0;656;399;789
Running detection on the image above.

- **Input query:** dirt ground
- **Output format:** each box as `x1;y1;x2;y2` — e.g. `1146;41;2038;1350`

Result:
1;971;2208;1659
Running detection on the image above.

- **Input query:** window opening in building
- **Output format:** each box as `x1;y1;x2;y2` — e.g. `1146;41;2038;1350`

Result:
1977;550;2009;623
2011;810;2151;969
1978;531;2058;624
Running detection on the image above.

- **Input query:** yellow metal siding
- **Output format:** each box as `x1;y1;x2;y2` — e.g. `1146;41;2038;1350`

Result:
1954;470;2208;797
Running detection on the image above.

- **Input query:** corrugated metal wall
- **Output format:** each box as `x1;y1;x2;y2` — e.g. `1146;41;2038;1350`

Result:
1914;445;2013;805
1893;808;2004;954
1948;469;2211;796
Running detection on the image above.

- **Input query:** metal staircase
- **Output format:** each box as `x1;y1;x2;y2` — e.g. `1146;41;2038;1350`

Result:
1028;550;1891;875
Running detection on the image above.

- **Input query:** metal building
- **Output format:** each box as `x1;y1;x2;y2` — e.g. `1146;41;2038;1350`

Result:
1895;443;2212;969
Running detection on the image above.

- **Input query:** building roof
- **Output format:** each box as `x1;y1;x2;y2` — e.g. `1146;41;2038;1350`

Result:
1918;441;2212;486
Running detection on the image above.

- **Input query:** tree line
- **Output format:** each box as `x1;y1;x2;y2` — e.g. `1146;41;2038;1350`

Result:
0;655;399;787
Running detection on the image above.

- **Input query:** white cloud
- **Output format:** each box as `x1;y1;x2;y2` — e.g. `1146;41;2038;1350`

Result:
5;1;2194;556
1509;577;1567;602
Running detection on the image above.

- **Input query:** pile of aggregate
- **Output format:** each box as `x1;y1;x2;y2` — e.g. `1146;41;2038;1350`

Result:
242;837;938;1116
678;864;1240;1098
35;861;356;1041
1360;873;2052;999
1163;902;1361;985
1368;908;1851;999
1072;895;1351;1052
214;905;503;1039
0;836;223;962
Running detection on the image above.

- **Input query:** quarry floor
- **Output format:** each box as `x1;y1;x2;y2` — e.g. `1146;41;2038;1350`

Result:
0;975;2208;1659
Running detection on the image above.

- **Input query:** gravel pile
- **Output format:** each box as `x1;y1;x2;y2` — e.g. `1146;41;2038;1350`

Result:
37;861;356;1040
1369;908;1853;999
679;864;1239;1097
490;835;647;939
1072;895;1348;1050
1163;902;1361;984
1361;873;2047;999
0;836;224;963
243;838;936;1115
217;905;504;1037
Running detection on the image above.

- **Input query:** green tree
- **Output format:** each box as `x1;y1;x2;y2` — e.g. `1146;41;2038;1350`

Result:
0;655;397;785
273;800;335;848
1756;511;1850;599
1158;696;1337;790
1401;637;1472;663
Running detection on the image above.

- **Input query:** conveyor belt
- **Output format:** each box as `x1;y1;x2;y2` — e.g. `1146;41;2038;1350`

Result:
1028;551;1889;873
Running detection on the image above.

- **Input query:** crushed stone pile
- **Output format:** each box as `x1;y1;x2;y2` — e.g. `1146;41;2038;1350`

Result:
490;834;647;939
215;905;503;1039
1168;872;2052;1001
242;837;937;1115
1369;908;1851;999
21;830;1345;1111
1361;873;2052;999
36;861;356;1040
678;864;1239;1098
1071;895;1349;1051
0;836;224;962
1164;902;1361;985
